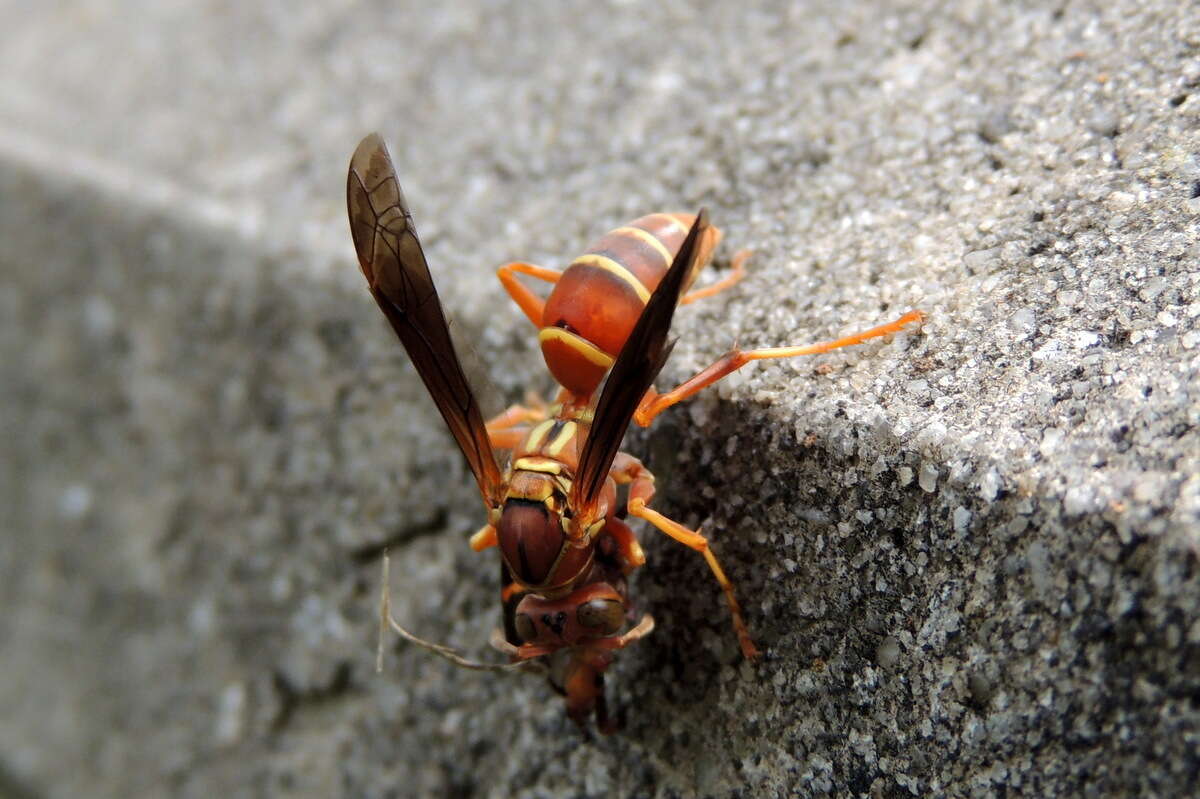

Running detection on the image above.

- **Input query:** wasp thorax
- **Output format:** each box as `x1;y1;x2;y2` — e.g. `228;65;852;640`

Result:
498;498;564;586
576;598;624;635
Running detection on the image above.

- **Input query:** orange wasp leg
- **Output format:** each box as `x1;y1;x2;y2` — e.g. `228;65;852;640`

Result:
634;309;925;427
496;261;561;328
680;248;751;306
501;580;526;603
485;394;550;449
469;523;498;552
600;516;646;574
612;453;759;659
488;429;527;449
485;402;545;431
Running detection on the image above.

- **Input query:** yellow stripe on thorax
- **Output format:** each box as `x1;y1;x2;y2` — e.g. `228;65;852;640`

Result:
572;254;651;303
512;456;563;475
523;419;556;451
545;421;577;457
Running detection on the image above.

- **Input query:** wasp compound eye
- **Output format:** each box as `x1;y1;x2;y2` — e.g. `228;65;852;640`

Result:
515;613;537;644
577;598;625;635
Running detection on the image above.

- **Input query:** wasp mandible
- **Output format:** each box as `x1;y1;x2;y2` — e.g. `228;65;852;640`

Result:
349;133;923;731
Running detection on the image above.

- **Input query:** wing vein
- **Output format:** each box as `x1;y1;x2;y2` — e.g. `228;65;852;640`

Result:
347;133;504;507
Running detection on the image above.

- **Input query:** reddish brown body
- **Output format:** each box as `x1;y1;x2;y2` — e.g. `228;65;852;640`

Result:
349;133;925;733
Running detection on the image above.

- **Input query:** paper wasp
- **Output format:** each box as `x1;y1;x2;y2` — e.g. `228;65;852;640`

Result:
348;133;923;731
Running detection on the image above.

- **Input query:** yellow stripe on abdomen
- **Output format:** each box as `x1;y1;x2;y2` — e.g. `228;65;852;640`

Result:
537;327;615;368
570;254;651;303
611;226;672;265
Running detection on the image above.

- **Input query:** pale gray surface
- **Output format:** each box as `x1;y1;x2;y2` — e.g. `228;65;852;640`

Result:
2;1;1198;797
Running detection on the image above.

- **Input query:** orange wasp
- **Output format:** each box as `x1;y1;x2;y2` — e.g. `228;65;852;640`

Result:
349;134;923;731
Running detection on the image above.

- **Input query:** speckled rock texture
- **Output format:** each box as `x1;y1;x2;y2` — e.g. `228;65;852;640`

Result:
2;1;1198;797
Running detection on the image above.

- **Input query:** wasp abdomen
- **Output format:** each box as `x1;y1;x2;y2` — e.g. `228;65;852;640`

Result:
538;213;718;396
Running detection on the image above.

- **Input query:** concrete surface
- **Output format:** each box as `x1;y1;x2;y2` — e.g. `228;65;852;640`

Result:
2;1;1198;796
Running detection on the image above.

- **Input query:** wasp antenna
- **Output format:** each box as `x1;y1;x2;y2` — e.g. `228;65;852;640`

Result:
377;549;392;674
376;555;545;673
384;609;544;673
489;627;521;658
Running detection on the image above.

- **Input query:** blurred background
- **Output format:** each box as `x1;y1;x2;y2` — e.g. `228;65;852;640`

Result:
2;1;1197;796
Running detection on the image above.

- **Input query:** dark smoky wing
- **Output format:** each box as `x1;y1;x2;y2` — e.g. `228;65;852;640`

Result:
347;133;504;506
570;210;710;512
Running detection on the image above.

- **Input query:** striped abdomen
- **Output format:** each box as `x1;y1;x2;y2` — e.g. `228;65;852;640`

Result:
538;213;721;397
